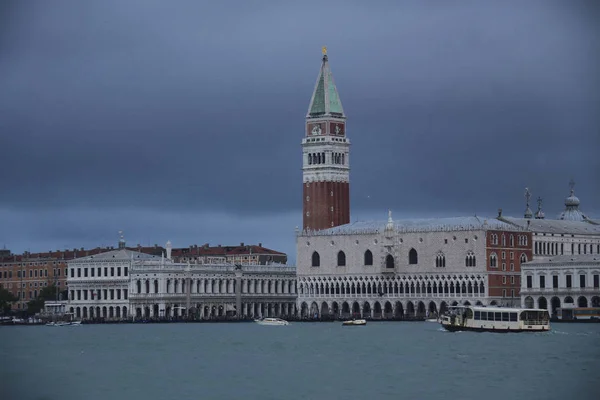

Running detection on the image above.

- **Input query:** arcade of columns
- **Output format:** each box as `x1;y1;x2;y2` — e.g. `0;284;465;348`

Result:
129;266;298;320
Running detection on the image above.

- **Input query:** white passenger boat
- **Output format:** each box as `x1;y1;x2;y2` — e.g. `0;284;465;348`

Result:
342;319;367;326
254;317;289;326
440;305;550;333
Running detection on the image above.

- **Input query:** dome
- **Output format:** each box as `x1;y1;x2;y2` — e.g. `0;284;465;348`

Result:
565;192;580;207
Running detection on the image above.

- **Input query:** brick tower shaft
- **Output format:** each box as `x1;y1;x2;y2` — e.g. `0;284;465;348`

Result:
302;48;350;231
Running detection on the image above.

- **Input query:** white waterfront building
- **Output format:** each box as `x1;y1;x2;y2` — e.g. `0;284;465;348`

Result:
521;254;600;315
296;213;525;319
129;244;297;320
498;186;600;260
66;246;160;320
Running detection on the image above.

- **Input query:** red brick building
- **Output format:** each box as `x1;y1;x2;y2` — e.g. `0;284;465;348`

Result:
170;243;287;265
302;48;350;231
486;229;533;306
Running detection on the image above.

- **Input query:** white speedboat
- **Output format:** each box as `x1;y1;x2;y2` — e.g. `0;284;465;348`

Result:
254;317;289;326
425;318;439;323
342;319;367;326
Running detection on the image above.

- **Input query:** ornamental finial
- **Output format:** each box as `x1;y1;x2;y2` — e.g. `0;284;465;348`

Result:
322;46;327;55
569;178;575;195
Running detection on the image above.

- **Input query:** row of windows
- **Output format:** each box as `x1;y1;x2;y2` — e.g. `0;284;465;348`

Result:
70;288;128;301
311;249;479;268
70;266;128;278
307;152;346;166
526;274;600;289
535;242;599;256
473;310;518;322
501;276;517;285
489;253;527;267
490;234;529;247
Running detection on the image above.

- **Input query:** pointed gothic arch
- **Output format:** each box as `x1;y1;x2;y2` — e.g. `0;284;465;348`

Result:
311;251;320;267
364;249;373;266
409;248;418;265
337;251;346;266
385;254;395;269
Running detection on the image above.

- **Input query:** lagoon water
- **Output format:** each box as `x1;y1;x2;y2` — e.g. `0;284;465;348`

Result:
1;322;599;400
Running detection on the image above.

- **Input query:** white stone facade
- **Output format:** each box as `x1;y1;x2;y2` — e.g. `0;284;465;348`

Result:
66;249;159;320
521;255;600;315
296;216;520;319
302;134;350;183
498;216;600;259
129;258;297;320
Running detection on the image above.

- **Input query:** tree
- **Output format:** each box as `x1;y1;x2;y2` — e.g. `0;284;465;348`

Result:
26;284;61;316
0;286;18;314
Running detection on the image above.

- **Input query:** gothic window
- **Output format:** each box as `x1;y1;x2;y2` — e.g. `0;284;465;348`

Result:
436;253;446;268
337;251;346;267
524;236;528;246
385;254;395;269
520;253;528;264
510;235;514;247
364;250;373;266
311;251;320;267
502;235;506;247
465;251;476;267
409;248;418;265
490;253;497;268
308;154;312;165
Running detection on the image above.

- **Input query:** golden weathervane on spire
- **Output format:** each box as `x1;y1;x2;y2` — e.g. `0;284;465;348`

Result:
322;46;327;55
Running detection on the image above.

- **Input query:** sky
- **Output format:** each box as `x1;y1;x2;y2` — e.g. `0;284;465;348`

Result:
0;0;598;262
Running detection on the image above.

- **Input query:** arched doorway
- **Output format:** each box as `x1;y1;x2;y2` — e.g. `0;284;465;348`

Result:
341;302;350;318
300;302;308;318
373;302;382;319
406;301;415;317
416;301;426;318
363;302;372;319
352;301;360;318
320;302;329;319
439;301;448;315
577;296;588;308
550;297;560;316
524;296;534;308
332;302;340;319
592;296;600;307
384;301;393;319
428;301;437;317
394;301;404;319
310;302;319;319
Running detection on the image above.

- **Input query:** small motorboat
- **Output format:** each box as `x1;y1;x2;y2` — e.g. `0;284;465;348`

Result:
254;317;289;326
425;318;439;323
342;319;367;326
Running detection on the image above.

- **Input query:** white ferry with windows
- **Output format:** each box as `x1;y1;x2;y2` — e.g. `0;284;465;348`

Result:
441;306;550;333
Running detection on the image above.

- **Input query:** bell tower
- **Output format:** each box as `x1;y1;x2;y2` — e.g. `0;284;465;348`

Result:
302;47;350;231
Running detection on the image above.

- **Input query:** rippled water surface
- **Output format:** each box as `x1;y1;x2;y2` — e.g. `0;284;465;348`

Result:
1;321;599;400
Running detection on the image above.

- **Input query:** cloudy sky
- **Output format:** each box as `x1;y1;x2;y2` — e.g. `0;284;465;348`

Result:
1;0;598;261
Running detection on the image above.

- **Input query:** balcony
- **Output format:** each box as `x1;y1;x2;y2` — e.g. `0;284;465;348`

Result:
520;287;600;296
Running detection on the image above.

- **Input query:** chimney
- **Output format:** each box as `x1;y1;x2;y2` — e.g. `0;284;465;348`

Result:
258;243;262;247
218;244;221;247
497;208;502;218
240;242;244;247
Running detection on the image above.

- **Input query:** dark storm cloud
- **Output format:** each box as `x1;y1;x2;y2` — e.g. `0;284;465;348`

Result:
0;0;598;254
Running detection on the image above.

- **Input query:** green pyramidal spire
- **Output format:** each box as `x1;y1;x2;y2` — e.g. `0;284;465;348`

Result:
307;48;345;118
